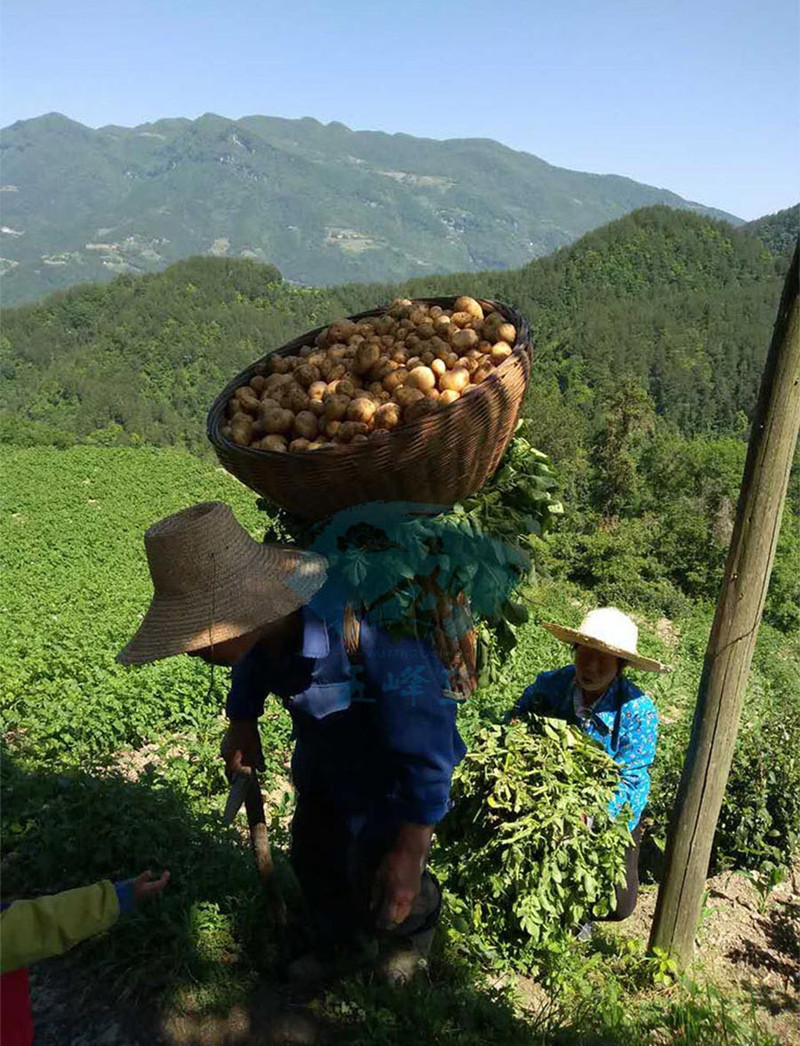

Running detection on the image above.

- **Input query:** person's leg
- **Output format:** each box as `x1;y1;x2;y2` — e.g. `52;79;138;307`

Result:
605;824;644;922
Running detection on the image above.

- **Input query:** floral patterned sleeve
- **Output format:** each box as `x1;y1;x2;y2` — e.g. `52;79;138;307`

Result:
608;697;659;831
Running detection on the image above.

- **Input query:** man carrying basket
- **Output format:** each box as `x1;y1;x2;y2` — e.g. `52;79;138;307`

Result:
118;500;472;986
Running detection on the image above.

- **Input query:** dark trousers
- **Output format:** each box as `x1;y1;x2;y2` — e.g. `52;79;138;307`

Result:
603;823;643;922
290;790;441;958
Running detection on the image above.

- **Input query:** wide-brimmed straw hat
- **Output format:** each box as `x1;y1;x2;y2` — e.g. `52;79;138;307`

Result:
117;502;327;666
542;607;669;673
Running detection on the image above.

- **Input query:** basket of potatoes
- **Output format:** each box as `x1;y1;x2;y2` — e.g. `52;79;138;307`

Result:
207;296;532;520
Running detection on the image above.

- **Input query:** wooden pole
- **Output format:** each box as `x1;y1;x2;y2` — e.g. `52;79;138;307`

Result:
649;246;800;965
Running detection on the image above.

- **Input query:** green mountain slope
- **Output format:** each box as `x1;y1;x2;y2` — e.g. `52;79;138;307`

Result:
743;203;799;256
0;207;783;454
0;112;739;304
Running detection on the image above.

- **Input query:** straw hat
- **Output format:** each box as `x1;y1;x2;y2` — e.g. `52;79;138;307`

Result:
117;502;327;666
542;607;669;673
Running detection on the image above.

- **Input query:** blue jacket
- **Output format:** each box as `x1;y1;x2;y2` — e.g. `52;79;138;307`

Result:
226;598;466;826
514;666;658;830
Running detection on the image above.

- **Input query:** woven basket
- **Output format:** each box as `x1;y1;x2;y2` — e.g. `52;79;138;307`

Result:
207;297;532;521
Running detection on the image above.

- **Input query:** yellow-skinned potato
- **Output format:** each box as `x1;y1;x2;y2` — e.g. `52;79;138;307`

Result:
416;322;435;341
309;399;326;418
336;421;369;443
383;368;408;393
445;353;460;369
230;416;254;446
451;328;480;352
433;315;452;337
431;358;447;377
428;305;444;319
308;381;328;401
368;381;385;397
453;296;484;320
324;419;342;439
262;407;295;435
250;375;268;395
394;385;425;409
491;342;513;364
289;438;311;453
353;342;381;375
450;311;475;329
457;356;479;374
351;433;369;444
440;389;461;405
347;398;378;425
284;387;311;414
408;307;428;325
374;402;402;430
261;435;288;452
328;319;357;343
439;367;470;393
496;323;517;345
293;411;318;440
269;356;293;374
405;366;436;393
473;363;494;384
324;394;350;421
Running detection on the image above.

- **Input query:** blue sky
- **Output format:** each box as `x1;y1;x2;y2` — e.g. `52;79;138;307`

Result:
1;0;798;220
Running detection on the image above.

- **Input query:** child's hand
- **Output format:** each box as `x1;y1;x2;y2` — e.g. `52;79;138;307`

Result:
132;869;170;902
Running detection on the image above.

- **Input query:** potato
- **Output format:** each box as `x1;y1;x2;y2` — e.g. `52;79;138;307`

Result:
347;398;378;425
289;438;311;453
328;344;348;361
405;334;421;353
491;342;513;364
334;378;358;399
439;389;461;405
451;328;480;352
260;435;288;452
284;387;310;414
324;394;350;421
391;348;409;364
307;441;331;451
473;363;494;384
416;322;435;341
328;319;357;343
250;375;268;394
450;311;475;329
454;296;484;320
404;398;439;423
368;381;385;397
308;381;328;401
257;408;289;435
309;399;326;418
230;416;253;446
406;357;422;370
374;402;402;430
439;368;470;393
353;342;381;375
408;307;428;325
457;356;479;374
394;385;425;409
293;411;318;440
445;353;460;368
268;356;293;374
433;316;452;337
405;365;436;393
337;421;369;443
307;351;327;368
431;358;447;378
351;433;369;444
235;385;260;409
496;323;517;345
428;305;444;319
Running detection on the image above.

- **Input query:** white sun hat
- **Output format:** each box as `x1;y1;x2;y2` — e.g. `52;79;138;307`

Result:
117;501;327;666
542;607;669;673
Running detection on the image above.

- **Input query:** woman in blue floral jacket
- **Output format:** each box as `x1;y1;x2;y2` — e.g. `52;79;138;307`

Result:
513;607;668;923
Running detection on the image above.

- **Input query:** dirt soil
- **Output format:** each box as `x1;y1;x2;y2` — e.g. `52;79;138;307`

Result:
27;863;799;1045
606;862;800;1044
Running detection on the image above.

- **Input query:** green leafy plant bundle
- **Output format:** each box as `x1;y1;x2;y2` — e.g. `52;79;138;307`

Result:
438;716;632;963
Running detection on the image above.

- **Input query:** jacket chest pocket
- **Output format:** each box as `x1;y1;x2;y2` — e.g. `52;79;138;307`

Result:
291;681;354;720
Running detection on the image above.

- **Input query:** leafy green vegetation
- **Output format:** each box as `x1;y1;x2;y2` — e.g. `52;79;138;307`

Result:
0;111;740;304
2;446;789;1044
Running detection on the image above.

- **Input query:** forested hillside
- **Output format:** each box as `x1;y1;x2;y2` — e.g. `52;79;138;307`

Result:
0;112;739;303
2;206;797;630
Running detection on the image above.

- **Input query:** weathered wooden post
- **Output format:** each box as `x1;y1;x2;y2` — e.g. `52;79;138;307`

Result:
649;245;800;965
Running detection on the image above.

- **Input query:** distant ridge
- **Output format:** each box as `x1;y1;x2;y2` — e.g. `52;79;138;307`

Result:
0;111;740;304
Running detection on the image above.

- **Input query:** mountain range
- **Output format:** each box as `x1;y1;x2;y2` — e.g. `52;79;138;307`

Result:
0;111;741;304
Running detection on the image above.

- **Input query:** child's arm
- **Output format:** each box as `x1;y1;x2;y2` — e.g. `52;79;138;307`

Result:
0;871;169;973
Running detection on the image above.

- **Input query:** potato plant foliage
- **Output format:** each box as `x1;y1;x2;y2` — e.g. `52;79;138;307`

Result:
439;717;632;959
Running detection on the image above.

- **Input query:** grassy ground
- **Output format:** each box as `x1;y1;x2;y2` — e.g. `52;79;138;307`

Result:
1;446;796;1045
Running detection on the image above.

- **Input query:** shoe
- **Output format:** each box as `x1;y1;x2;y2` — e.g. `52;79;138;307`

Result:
376;927;435;986
288;937;378;987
